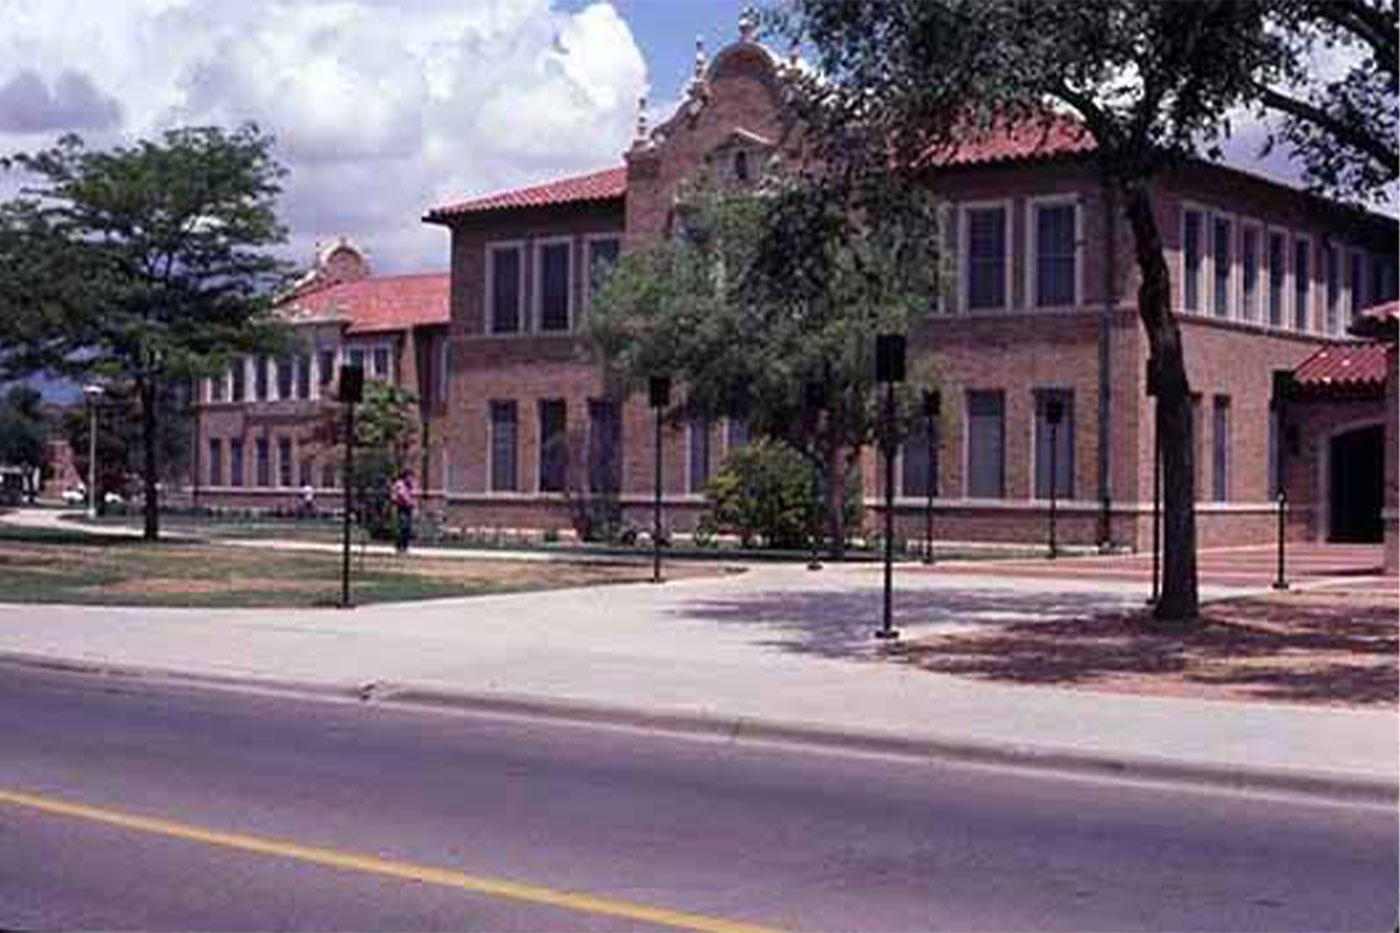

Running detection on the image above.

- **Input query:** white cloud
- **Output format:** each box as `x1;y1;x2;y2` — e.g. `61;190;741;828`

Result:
0;0;650;272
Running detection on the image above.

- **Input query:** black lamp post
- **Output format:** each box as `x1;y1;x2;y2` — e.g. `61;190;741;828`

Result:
1045;396;1065;559
921;389;940;565
1146;358;1160;605
1271;369;1293;591
338;364;364;609
875;334;905;641
649;376;671;584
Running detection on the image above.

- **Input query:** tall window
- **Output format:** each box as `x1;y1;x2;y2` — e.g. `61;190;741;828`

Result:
588;399;622;495
255;438;271;487
209;374;226;403
231;359;246;402
1033;202;1076;307
1325;245;1341;334
229;439;245;488
901;416;938;498
278;438;293;488
1212;215;1232;318
489;245;523;334
966;390;1005;499
965;206;1008;310
276;357;293;400
489;401;518;492
1212;396;1231;502
1240;225;1260;320
725;417;749;456
317;349;336;392
1183;209;1203;312
371;347;391;381
587;237;622;305
538;399;567;493
1371;255;1399;304
255;356;270;401
1034;390;1074;499
1293;237;1311;331
299;458;313;488
295;354;311;400
1349;251;1366;322
348;347;366;371
321;462;338;489
1267;231;1286;326
688;416;712;494
208;439;223;487
537;241;572;332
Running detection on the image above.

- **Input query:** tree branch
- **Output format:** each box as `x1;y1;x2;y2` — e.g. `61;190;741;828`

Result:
1256;83;1397;178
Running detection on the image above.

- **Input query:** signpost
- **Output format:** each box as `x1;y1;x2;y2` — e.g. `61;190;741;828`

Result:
338;364;363;609
875;334;905;641
1045;397;1065;559
649;376;671;584
1271;369;1293;591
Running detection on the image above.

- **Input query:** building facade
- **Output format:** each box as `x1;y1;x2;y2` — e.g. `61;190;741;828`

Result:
419;24;1397;555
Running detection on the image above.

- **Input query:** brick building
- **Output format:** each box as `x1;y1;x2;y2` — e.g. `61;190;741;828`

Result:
193;238;449;509
195;21;1397;564
418;23;1397;554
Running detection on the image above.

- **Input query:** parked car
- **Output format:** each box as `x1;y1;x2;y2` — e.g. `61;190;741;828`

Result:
62;487;86;505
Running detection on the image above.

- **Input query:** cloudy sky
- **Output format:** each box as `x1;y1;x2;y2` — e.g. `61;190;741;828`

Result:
0;0;1374;279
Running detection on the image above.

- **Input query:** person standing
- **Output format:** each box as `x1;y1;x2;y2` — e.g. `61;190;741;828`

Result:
390;470;416;554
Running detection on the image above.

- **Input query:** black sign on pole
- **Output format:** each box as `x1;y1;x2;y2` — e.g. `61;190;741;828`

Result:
1145;359;1160;604
648;376;671;584
338;363;363;609
922;389;940;565
875;335;905;641
1270;369;1294;591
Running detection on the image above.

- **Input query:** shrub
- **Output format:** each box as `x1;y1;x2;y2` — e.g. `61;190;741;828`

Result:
705;440;823;550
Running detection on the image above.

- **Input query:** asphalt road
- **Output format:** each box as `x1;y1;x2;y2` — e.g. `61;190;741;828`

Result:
0;665;1393;932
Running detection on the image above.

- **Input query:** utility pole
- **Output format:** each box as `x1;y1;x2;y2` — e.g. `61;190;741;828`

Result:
338;364;363;609
649;376;671;585
875;334;905;641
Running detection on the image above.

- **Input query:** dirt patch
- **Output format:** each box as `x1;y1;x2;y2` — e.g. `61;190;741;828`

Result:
889;590;1398;708
92;577;318;596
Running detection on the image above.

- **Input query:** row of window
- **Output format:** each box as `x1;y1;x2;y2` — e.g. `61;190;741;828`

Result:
206;344;399;404
1180;205;1399;334
957;198;1082;312
206;437;336;490
486;235;622;335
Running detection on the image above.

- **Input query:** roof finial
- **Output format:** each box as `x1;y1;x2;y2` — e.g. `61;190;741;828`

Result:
693;34;707;82
738;6;758;43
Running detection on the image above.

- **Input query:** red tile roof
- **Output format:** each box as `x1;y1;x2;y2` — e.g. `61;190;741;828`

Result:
284;273;450;335
922;116;1095;168
424;166;627;220
1293;342;1390;391
1350;300;1399;341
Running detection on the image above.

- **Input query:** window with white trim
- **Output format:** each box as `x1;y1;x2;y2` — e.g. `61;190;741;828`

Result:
209;374;226;403
1267;231;1287;327
538;399;567;492
488;244;524;334
277;437;293;488
1325;244;1341;334
208;439;223;487
1182;209;1203;313
1034;390;1074;499
966;390;1005;499
588;399;622;495
1211;395;1231;502
965;206;1009;311
255;437;271;487
1032;201;1076;308
537;240;572;332
586;236;621;306
229;439;245;488
1293;236;1311;331
489;400;518;492
1240;224;1260;320
1212;214;1232;318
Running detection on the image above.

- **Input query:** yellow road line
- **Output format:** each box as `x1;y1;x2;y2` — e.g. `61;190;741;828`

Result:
0;787;784;933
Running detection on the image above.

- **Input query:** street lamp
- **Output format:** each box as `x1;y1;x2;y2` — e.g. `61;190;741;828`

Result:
921;389;940;565
83;384;104;519
1045;396;1065;559
649;376;671;584
875;334;905;641
338;364;364;609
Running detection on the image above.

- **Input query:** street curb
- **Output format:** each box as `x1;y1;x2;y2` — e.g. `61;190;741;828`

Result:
1;651;1394;807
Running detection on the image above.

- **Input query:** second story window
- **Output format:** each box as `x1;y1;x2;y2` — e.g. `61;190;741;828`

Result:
1325;244;1341;334
276;357;293;400
537;241;572;332
1294;237;1311;331
965;206;1008;311
1032;201;1076;308
1182;209;1203;313
254;356;270;401
317;349;336;392
371;346;391;381
1267;231;1286;326
1240;225;1260;320
209;373;225;403
587;237;621;300
231;360;246;402
489;244;523;334
295;354;311;400
1212;215;1231;318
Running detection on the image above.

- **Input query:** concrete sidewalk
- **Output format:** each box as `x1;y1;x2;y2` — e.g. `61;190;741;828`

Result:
0;554;1392;803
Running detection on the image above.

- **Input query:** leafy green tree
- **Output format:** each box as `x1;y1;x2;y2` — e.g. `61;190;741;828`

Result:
589;173;940;557
59;383;192;514
1257;0;1397;203
316;381;419;539
0;125;294;540
778;0;1296;623
0;385;47;502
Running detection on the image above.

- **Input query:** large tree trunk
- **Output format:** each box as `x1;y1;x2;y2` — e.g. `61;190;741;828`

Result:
1122;182;1199;623
139;379;161;542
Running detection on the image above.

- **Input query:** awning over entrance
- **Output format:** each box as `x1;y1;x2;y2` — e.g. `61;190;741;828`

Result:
1292;342;1389;398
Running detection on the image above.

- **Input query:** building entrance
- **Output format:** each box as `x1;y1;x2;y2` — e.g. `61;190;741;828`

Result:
1329;424;1384;543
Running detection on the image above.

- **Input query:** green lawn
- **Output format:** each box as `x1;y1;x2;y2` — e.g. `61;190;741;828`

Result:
0;525;696;608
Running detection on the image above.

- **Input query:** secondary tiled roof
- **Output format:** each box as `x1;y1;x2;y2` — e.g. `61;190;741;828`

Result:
283;273;450;335
1293;342;1390;391
1350;299;1399;341
922;115;1095;168
424;166;627;220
